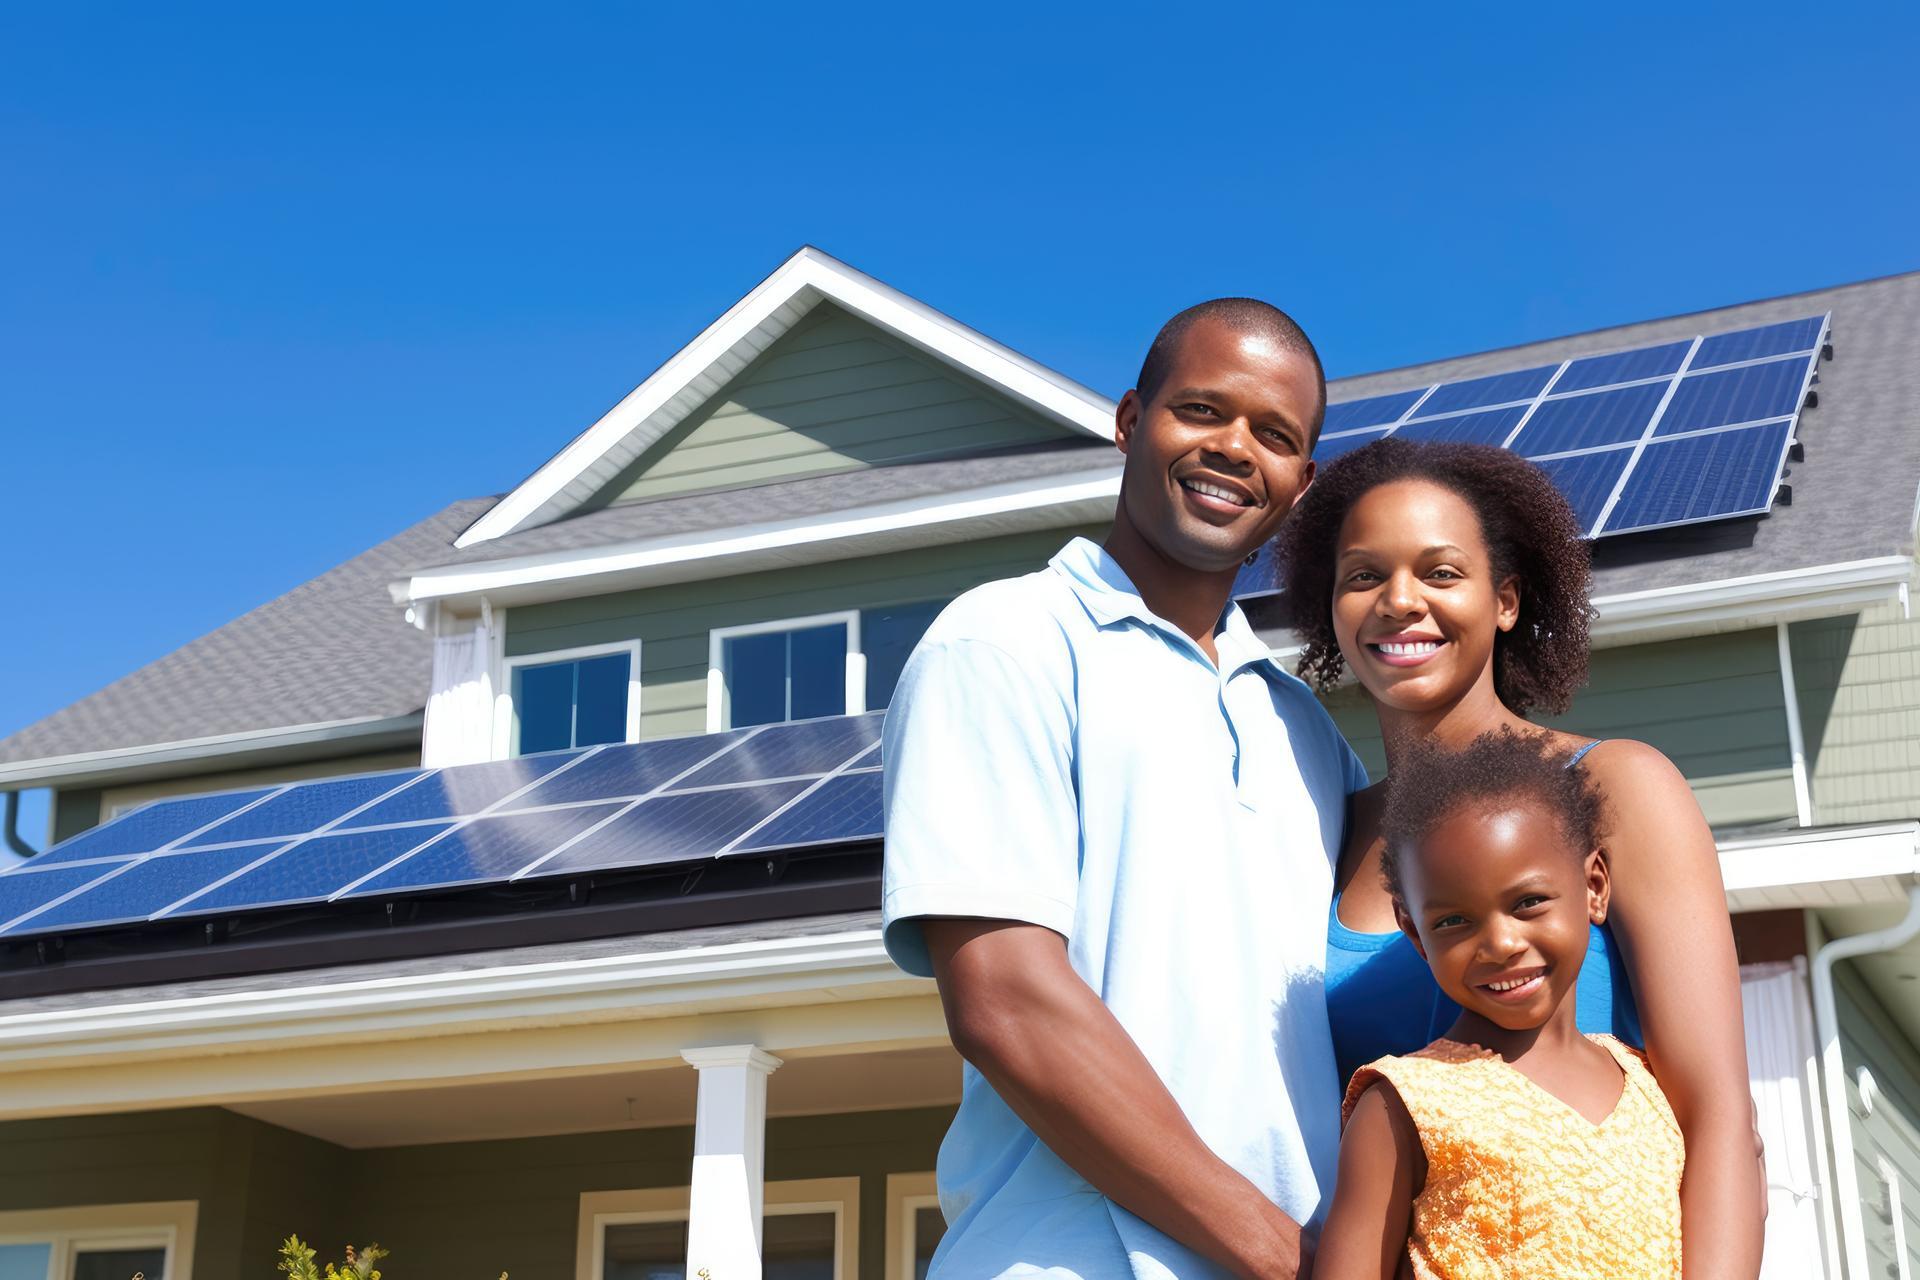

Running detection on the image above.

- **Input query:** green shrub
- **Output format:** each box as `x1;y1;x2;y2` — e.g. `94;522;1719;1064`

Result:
276;1235;506;1280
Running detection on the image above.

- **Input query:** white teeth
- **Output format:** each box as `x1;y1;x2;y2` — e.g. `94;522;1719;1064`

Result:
1488;975;1537;992
1379;641;1440;656
1182;479;1252;507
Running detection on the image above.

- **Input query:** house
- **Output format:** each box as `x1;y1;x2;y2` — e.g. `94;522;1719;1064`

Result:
0;248;1917;1280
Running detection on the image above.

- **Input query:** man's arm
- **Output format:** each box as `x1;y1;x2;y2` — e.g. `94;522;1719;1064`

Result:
925;917;1310;1280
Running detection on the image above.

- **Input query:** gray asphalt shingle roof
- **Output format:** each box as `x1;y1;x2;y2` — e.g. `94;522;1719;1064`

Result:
4;271;1915;776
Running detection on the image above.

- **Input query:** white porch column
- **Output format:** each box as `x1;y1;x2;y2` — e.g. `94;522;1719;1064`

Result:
682;1044;783;1279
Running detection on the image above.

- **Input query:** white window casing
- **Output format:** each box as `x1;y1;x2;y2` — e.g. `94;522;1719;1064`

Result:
884;1172;943;1280
575;1177;858;1280
708;611;865;733
498;639;642;758
0;1201;197;1280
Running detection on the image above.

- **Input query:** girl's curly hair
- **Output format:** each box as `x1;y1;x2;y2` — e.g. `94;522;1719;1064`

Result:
1380;726;1607;910
1272;437;1593;716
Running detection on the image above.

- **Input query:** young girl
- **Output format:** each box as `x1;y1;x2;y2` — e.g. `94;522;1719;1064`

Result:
1315;728;1684;1280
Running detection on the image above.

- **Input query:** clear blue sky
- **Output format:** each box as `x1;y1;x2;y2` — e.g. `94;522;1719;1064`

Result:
2;3;1915;846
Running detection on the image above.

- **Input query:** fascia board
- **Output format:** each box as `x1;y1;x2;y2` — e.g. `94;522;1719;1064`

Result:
0;713;425;791
1719;822;1920;910
0;929;910;1068
457;248;1116;550
1588;555;1916;641
404;469;1124;608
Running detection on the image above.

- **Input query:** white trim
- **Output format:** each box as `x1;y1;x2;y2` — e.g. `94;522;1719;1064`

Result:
0;714;424;790
1777;621;1815;826
0;928;913;1065
461;246;1115;549
1717;822;1920;912
709;611;863;731
1586;554;1915;644
501;639;643;756
576;1177;859;1280
0;1201;197;1280
885;1172;943;1280
401;467;1121;611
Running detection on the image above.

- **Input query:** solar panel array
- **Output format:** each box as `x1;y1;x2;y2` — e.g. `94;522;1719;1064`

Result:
1235;314;1828;598
0;714;885;941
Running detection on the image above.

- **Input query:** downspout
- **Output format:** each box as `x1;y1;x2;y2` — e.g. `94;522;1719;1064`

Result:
1812;884;1920;1279
2;791;36;860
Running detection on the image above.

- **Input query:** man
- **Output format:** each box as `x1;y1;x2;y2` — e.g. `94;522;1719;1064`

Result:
882;299;1366;1278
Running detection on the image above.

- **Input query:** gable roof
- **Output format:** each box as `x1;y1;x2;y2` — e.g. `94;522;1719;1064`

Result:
454;246;1117;549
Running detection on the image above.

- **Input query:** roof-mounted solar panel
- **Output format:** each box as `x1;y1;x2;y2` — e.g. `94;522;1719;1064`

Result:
0;713;890;942
1294;312;1827;550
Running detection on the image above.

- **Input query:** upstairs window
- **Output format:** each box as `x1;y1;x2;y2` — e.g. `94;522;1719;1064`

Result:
507;641;641;755
709;614;863;731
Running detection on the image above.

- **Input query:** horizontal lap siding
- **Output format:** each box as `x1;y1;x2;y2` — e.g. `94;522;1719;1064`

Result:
1791;601;1920;822
606;305;1070;504
1837;966;1920;1280
1320;627;1797;828
506;527;1103;738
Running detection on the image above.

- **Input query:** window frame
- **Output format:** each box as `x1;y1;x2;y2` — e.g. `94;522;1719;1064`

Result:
884;1173;942;1280
706;611;866;733
574;1177;859;1280
0;1201;197;1280
500;639;643;757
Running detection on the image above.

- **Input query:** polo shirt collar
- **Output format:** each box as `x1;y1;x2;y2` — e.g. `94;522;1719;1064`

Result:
1049;537;1284;679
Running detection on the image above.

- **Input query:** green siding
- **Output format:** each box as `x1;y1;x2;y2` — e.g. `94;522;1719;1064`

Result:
51;788;100;845
0;1109;345;1280
1791;601;1920;823
600;304;1074;504
507;526;1103;739
1318;627;1798;829
1837;964;1920;1280
0;1106;950;1280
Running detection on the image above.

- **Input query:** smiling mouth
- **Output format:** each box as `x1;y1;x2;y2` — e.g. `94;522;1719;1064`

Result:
1178;476;1257;513
1366;639;1444;667
1478;968;1547;1002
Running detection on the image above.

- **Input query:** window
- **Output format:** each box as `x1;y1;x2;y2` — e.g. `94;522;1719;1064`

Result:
885;1174;945;1280
576;1179;857;1280
505;641;642;755
0;1203;196;1280
859;601;945;712
709;615;863;731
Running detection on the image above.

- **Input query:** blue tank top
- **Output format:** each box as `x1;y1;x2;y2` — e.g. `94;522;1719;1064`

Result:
1325;740;1643;1088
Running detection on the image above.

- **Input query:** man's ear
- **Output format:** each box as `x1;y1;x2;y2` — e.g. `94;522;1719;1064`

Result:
1585;848;1611;926
1495;575;1522;633
1114;389;1141;456
1394;902;1428;960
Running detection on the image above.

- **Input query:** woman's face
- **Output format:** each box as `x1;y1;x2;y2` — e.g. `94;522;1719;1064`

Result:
1330;479;1520;716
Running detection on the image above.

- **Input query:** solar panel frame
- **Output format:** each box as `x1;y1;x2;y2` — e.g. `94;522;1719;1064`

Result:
1598;420;1798;537
27;785;286;867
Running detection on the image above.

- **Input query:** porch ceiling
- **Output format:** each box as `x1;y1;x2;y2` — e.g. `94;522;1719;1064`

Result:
225;1043;962;1149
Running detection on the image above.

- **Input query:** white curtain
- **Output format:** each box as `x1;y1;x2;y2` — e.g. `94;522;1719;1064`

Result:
422;617;495;767
1743;958;1837;1280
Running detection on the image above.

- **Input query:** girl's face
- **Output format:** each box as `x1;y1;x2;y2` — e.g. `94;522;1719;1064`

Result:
1395;797;1609;1032
1330;479;1520;716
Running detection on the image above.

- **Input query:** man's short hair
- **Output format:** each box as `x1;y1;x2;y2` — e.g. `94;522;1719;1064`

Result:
1134;298;1327;434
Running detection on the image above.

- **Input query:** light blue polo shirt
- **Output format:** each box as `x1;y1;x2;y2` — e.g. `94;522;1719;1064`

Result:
882;537;1367;1280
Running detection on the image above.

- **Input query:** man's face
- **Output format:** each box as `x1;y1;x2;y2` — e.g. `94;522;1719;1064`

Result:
1113;318;1322;573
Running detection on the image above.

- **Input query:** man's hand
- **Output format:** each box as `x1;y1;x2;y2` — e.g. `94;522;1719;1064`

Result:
925;917;1309;1279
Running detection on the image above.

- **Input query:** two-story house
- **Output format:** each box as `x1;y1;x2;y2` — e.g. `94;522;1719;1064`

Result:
2;249;1918;1280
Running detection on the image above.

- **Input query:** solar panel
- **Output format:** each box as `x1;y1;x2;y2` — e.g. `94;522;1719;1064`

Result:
1294;312;1826;544
29;787;279;866
4;713;890;939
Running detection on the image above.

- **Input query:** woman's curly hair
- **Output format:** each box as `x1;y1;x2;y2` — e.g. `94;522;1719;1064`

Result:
1273;437;1593;716
1380;726;1607;910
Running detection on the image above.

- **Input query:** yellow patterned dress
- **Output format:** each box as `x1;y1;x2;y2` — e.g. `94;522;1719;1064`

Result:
1341;1034;1684;1280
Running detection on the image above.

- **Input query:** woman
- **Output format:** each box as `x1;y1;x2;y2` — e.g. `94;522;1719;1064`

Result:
1274;438;1762;1279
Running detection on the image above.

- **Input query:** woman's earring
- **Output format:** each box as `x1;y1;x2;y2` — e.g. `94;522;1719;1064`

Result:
1244;549;1260;565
